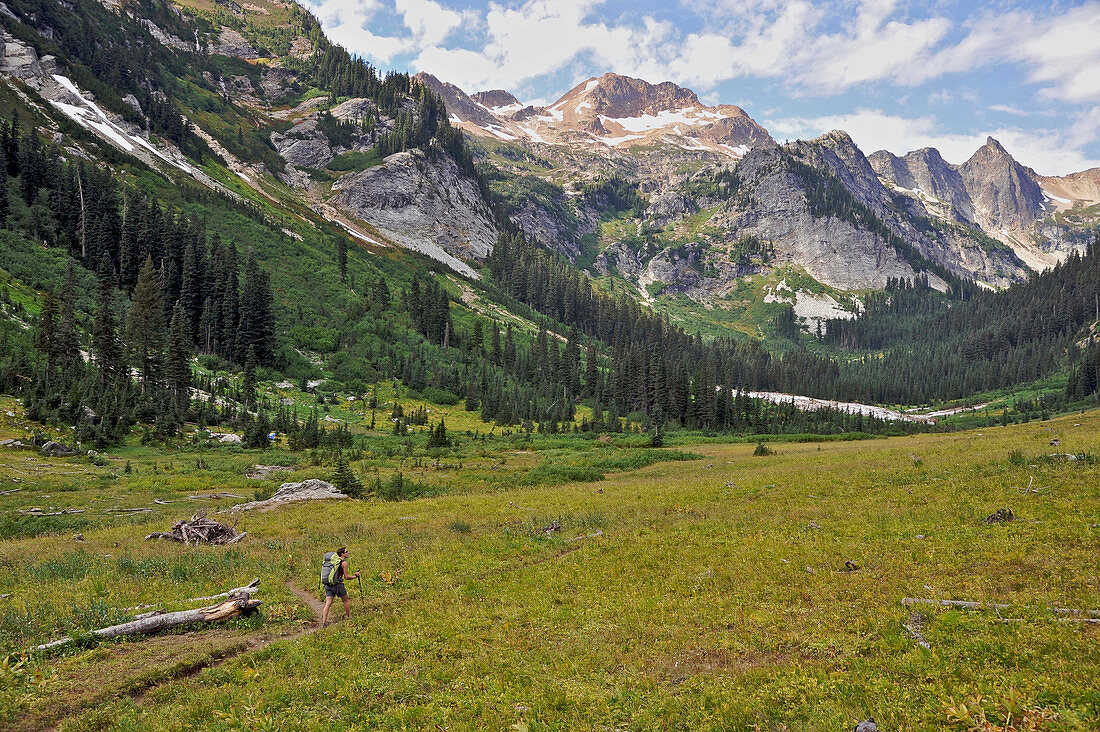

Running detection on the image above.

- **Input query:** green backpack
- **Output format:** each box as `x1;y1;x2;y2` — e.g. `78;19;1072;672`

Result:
320;552;342;586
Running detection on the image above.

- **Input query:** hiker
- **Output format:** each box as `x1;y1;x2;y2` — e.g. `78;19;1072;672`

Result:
321;546;360;626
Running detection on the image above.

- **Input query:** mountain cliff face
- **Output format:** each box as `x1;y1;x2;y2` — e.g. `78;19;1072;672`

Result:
416;70;1097;306
870;137;1096;270
959;137;1046;233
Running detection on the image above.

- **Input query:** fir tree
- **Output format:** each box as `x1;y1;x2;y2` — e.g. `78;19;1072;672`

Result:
165;301;192;419
125;255;166;392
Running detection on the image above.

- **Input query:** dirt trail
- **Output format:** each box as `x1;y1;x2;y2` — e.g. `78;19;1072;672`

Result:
23;582;328;731
286;580;326;618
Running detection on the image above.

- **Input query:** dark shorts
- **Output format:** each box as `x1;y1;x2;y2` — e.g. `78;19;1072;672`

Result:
325;583;347;598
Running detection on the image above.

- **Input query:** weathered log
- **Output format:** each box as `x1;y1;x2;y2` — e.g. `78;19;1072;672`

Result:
903;597;1099;617
186;578;260;603
35;593;262;651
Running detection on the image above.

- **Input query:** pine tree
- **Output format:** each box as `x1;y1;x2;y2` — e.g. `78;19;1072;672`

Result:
331;456;363;497
165;301;192;419
241;346;258;408
125;255;166;392
426;418;450;448
91;258;122;385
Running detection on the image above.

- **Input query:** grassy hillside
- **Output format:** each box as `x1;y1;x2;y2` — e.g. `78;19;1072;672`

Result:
1;399;1097;730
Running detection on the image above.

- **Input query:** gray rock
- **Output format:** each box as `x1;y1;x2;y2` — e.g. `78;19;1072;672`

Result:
646;192;698;227
854;718;878;732
40;440;78;457
212;28;258;59
333;148;497;276
122;94;142;114
140;19;195;53
231;478;347;511
0;32;44;81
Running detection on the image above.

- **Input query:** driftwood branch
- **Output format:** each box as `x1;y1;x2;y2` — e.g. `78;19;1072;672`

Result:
35;592;262;651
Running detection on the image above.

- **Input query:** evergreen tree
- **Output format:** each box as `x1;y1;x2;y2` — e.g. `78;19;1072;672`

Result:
125;255;166;392
165;301;192;419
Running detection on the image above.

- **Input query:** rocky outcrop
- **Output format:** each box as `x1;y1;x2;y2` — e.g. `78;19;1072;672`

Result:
0;32;55;82
271;118;334;169
646;192;698;227
141;19;195;53
471;89;520;110
959;137;1045;232
333;149;497;278
212;28;258;59
231;479;347;512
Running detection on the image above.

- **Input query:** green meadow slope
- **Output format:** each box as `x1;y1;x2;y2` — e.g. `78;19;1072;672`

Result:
1;398;1097;730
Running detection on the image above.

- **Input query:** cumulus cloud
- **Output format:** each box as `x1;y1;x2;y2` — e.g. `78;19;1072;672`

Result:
298;0;1100;172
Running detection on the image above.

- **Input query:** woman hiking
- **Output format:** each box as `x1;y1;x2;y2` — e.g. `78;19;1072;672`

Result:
321;546;360;626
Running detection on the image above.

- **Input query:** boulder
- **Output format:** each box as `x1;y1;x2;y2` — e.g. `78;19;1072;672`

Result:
40;440;78;457
231;479;347;511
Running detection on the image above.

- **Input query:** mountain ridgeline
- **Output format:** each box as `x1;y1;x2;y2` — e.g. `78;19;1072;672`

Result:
0;0;1099;450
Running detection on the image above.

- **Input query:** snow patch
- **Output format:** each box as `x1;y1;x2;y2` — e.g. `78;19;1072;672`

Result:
595;133;644;146
329;218;386;247
484;124;517;141
1042;189;1071;204
582;78;599;94
487;103;523;115
793;292;856;323
740;390;933;423
599;107;727;133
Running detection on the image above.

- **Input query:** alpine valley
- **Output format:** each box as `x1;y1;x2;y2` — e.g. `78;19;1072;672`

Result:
2;0;1100;728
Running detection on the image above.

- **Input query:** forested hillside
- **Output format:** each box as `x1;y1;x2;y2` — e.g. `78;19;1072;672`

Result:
0;0;1098;454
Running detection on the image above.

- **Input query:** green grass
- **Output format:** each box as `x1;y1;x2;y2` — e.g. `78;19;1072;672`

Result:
325;149;383;173
0;402;1097;729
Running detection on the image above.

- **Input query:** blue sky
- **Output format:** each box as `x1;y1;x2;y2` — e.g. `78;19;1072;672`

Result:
296;0;1100;175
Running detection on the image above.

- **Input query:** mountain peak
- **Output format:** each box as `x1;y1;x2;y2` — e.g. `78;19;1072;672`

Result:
551;73;700;118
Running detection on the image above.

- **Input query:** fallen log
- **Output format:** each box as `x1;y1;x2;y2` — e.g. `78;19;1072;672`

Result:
17;508;86;516
903;597;1099;618
186;578;260;603
35;592;262;651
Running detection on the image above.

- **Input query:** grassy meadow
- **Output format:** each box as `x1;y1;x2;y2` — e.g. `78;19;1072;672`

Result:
0;397;1098;730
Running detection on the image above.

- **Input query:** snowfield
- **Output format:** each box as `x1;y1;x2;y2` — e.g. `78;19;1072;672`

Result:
740;390;935;423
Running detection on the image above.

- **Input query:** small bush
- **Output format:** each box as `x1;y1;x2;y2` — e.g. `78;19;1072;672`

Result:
421;387;460;406
753;442;774;456
371;473;432;501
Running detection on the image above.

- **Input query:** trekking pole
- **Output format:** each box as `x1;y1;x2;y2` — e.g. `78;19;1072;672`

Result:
357;574;363;604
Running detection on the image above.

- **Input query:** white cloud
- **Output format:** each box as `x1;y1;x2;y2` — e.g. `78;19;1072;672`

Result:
990;104;1030;116
396;0;464;46
766;108;1100;175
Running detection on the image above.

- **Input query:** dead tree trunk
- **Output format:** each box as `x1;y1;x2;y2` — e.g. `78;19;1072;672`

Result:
35;592;262;651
